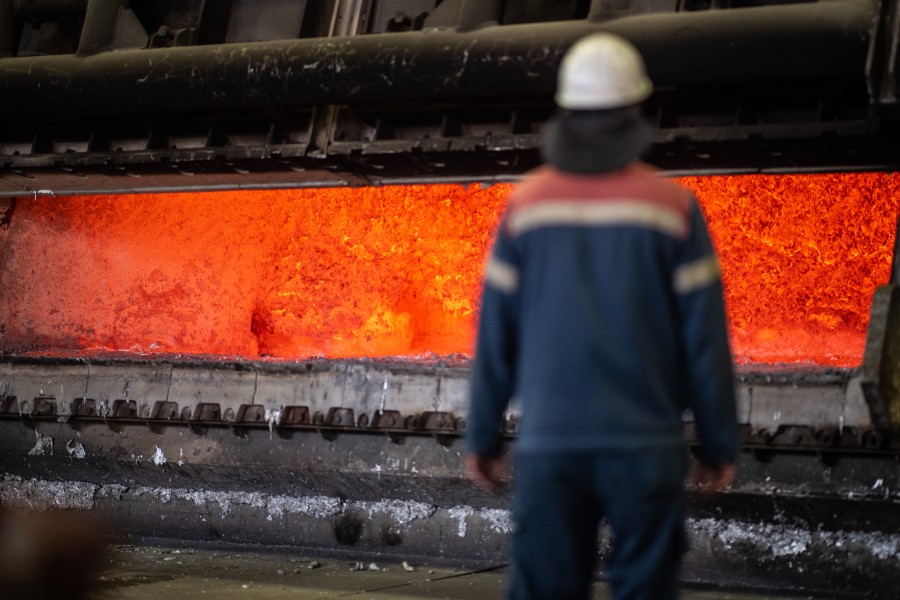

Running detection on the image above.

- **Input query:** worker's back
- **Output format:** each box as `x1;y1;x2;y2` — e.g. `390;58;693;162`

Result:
475;161;734;458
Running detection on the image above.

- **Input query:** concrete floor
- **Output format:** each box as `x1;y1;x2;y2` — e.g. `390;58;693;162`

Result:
86;545;829;600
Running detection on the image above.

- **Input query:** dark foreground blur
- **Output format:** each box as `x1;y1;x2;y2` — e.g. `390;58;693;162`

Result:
0;507;110;599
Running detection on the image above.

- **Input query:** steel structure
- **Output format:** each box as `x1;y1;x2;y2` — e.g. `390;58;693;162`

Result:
0;0;895;195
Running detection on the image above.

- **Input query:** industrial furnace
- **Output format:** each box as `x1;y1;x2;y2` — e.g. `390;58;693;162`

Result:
0;1;899;596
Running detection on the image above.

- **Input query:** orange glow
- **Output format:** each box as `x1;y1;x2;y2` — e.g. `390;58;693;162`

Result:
0;185;509;359
680;172;899;365
0;173;896;366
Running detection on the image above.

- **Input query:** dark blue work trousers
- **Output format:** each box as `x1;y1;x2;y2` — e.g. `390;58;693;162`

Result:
508;447;688;600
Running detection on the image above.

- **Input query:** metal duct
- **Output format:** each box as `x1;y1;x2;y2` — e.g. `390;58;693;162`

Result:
0;0;878;121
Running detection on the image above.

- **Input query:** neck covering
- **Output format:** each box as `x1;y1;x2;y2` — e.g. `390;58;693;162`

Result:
541;107;655;174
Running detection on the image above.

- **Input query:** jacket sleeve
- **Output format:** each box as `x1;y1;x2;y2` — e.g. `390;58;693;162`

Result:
466;220;520;458
675;199;739;467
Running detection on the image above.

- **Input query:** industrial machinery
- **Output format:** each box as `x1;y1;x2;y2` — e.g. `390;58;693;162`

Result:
1;1;899;597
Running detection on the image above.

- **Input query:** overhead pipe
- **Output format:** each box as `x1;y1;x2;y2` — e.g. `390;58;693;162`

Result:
0;0;879;121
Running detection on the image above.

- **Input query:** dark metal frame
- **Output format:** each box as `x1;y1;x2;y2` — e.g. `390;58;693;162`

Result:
0;0;893;194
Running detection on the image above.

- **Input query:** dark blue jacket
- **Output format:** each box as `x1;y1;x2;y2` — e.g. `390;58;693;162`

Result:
467;163;738;466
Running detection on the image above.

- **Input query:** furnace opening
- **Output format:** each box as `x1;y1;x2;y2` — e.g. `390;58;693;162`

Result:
0;173;896;366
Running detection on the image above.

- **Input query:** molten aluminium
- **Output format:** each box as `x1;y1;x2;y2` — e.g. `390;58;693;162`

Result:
1;173;897;365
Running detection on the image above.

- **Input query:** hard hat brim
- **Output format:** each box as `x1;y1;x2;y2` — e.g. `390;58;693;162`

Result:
555;76;653;110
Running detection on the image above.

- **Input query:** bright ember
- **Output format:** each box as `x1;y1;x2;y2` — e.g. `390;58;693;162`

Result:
0;172;896;366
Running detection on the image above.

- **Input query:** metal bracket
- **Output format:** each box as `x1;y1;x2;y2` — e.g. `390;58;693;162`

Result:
861;284;900;433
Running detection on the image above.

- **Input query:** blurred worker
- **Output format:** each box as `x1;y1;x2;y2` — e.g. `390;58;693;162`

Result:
465;33;738;600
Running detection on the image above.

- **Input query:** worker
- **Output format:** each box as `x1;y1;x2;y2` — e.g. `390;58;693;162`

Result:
465;33;738;600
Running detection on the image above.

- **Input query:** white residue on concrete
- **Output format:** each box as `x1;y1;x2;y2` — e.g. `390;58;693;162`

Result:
480;508;512;534
689;517;900;562
134;487;234;510
448;506;474;537
151;446;167;466
691;518;808;557
267;495;342;520
361;499;435;526
821;530;900;560
65;439;86;459
0;475;96;510
97;484;128;500
265;406;282;439
28;430;53;456
132;486;342;520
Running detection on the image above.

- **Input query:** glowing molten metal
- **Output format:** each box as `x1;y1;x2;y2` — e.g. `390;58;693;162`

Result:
0;172;895;366
679;172;898;365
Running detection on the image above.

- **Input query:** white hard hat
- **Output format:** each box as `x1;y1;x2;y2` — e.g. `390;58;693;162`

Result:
555;33;653;110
